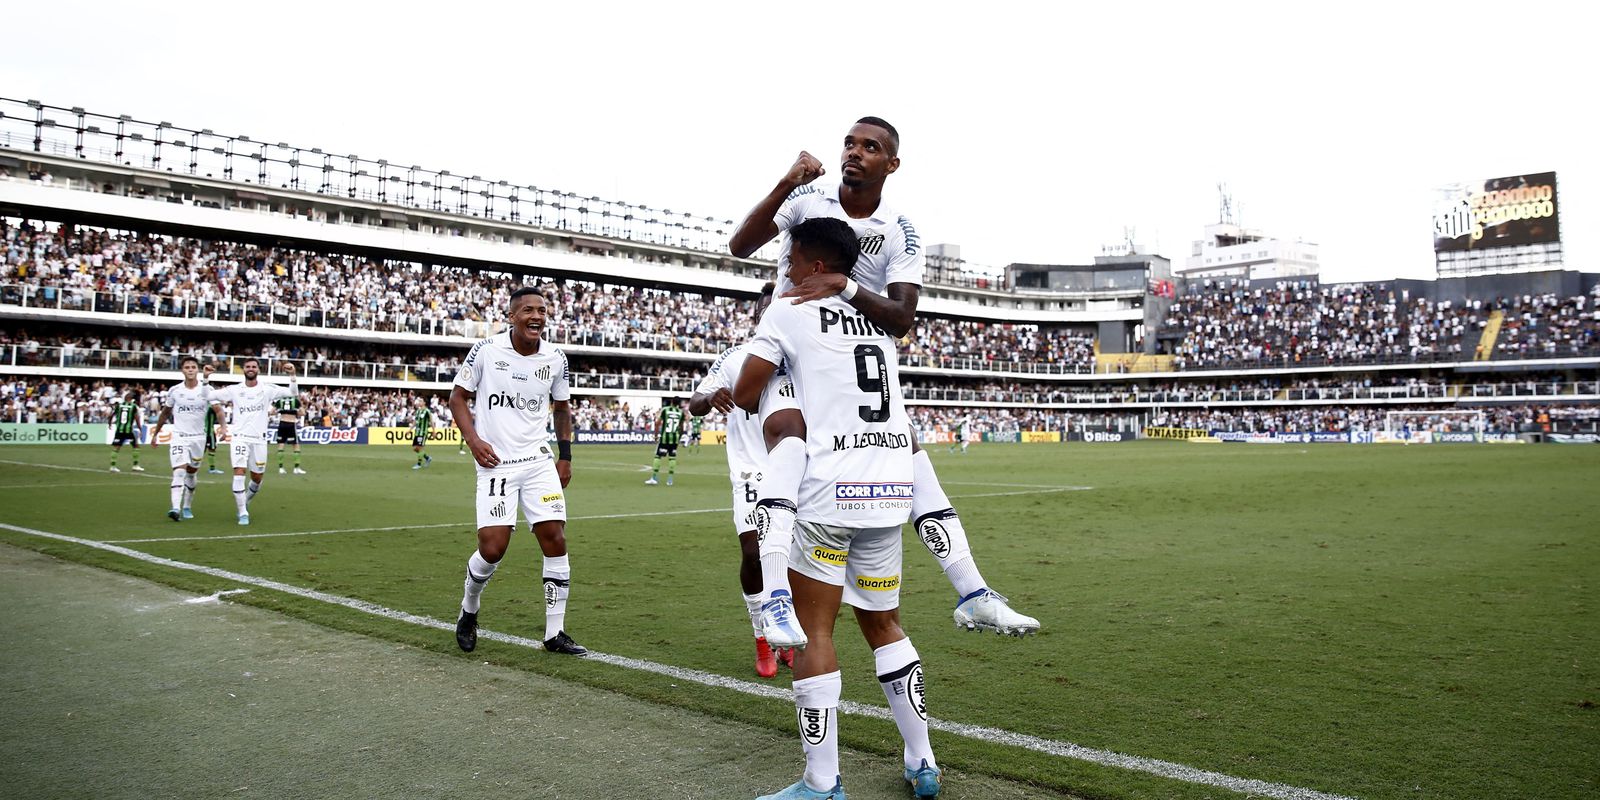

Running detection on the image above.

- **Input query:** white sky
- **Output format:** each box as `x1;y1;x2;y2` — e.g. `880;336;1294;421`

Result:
3;0;1592;282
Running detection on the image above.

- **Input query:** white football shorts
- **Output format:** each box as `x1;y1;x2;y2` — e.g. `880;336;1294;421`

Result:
758;371;800;420
168;435;205;470
789;520;903;611
475;463;566;531
230;439;269;472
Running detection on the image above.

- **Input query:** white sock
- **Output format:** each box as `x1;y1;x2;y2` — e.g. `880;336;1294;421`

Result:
875;637;936;772
743;592;764;638
793;670;842;792
757;436;805;602
232;474;248;515
246;479;261;505
170;468;185;509
183;471;197;509
756;499;797;604
911;450;985;597
461;550;497;614
542;554;570;640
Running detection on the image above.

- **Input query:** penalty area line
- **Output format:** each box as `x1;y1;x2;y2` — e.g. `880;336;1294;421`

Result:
0;520;1355;800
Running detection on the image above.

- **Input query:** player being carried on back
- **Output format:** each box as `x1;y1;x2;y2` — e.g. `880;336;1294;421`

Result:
735;217;942;799
728;116;1038;638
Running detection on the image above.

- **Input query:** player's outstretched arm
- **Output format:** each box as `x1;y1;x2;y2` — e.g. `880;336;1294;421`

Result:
728;151;825;258
450;386;498;468
732;356;777;414
783;278;920;338
552;399;573;488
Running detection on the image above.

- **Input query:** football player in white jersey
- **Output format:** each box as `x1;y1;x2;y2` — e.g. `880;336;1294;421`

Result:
734;218;940;800
210;359;299;526
449;287;586;657
729;117;1039;637
689;282;798;678
149;355;228;522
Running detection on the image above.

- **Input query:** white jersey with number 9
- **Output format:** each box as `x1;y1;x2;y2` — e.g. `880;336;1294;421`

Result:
743;295;913;529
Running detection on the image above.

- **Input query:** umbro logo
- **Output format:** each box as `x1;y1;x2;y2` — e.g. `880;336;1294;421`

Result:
494;361;510;371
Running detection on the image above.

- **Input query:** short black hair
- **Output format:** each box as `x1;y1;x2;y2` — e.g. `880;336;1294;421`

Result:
180;355;200;367
856;116;899;156
788;218;859;276
509;286;544;308
759;281;776;299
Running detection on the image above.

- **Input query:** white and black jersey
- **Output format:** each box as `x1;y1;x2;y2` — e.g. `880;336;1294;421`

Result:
744;295;914;528
161;382;215;439
694;344;767;483
773;182;923;296
211;380;297;442
454;332;570;472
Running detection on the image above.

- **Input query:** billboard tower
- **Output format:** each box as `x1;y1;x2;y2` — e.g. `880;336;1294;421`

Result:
1433;172;1562;277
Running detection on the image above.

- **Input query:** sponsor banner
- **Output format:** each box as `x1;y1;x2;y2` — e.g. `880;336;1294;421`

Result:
574;429;654;444
278;426;366;445
1373;431;1433;445
1311;431;1350;444
1144;426;1209;441
700;429;727;446
0;423;108;445
1432;432;1482;444
369;426;463;446
984;431;1021;443
1549;433;1600;444
1213;431;1312;444
1069;430;1131;443
918;430;955;445
1021;430;1061;443
1351;431;1377;444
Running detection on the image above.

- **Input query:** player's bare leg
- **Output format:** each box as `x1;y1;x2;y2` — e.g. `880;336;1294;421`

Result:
738;529;779;677
532;520;585;655
855;605;940;797
457;524;512;652
779;570;845;797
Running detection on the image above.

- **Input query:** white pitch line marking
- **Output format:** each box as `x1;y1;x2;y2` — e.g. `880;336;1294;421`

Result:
0;480;135;490
0;458;169;480
0;520;1356;800
102;487;1088;545
185;588;252;604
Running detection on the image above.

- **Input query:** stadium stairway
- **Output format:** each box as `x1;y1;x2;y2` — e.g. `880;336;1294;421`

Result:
1093;353;1175;373
1475;310;1505;361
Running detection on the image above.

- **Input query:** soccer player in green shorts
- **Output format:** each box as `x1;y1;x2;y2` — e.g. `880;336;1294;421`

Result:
688;413;704;454
411;396;433;469
646;400;684;486
275;394;306;474
109;391;145;472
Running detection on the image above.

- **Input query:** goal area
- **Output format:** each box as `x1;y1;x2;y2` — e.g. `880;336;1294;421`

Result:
1383;409;1486;443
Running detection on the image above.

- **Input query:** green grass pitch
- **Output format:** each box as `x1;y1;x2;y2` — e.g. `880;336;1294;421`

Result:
0;441;1595;799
